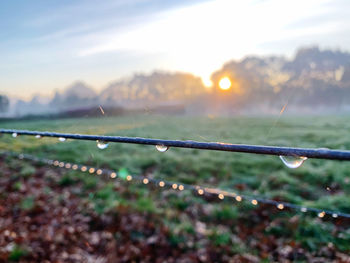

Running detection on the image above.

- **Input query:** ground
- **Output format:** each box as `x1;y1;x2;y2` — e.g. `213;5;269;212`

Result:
0;114;350;262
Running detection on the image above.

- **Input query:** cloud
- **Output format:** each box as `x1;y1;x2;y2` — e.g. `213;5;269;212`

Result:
2;0;350;96
77;0;348;83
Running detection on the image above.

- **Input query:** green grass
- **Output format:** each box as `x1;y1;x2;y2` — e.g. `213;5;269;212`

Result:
8;245;28;262
1;114;350;252
1;114;350;205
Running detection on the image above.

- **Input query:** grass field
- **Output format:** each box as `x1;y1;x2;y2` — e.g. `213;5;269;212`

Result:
1;114;350;261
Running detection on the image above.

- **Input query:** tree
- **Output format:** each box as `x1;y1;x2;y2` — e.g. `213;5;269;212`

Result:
0;95;9;112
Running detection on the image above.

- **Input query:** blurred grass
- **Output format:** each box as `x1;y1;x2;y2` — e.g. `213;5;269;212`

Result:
1;114;350;251
1;114;350;204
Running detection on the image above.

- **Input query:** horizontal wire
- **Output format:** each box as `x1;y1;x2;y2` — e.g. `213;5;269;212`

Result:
1;129;350;160
1;151;349;219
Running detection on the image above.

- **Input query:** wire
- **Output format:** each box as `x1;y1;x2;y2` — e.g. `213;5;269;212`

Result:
1;129;350;160
2;151;349;219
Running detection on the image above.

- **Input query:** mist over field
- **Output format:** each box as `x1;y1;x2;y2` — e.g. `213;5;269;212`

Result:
2;46;350;117
2;0;350;261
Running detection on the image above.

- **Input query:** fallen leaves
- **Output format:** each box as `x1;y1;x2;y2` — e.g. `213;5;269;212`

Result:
0;157;350;262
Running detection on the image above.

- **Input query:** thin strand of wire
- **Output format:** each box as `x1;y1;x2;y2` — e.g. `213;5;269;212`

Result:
1;129;350;160
2;151;349;219
265;102;288;139
265;84;297;140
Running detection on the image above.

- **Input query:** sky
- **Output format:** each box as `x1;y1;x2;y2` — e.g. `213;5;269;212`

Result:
1;0;350;99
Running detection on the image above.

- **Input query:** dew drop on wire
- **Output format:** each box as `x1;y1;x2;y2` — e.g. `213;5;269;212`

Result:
318;211;325;218
12;133;18;138
156;145;169;152
97;140;109;150
58;137;66;142
35;135;42;139
279;155;307;168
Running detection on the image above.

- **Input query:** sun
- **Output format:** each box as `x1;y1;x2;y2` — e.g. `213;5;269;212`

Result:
219;77;232;90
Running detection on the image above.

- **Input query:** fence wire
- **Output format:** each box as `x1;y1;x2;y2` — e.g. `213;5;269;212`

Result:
2;151;349;219
1;129;350;160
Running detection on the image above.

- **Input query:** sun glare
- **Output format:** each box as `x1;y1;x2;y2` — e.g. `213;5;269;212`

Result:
219;77;231;90
202;77;213;88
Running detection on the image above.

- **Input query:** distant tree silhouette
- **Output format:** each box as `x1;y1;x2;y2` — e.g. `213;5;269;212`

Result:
0;95;9;112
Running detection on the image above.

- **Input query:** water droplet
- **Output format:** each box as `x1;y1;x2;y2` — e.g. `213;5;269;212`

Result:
318;211;325;218
97;140;109;150
332;213;338;218
35;135;42;139
279;155;307;169
12;133;18;138
326;187;331;191
301;207;307;212
156;145;169;152
58;137;66;142
143;178;149;184
277;203;284;210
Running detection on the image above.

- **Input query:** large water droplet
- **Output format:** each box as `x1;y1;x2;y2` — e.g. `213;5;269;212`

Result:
58;137;66;142
156;145;169;152
35;135;42;139
279;155;307;169
97;140;109;149
12;133;18;138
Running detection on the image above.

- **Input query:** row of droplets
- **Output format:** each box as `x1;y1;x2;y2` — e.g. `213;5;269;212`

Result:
11;132;305;169
9;152;345;219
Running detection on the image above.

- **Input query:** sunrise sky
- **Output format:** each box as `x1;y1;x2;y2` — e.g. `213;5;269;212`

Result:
1;0;349;98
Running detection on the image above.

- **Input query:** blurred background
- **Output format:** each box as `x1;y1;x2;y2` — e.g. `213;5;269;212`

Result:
1;0;350;118
1;0;350;262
